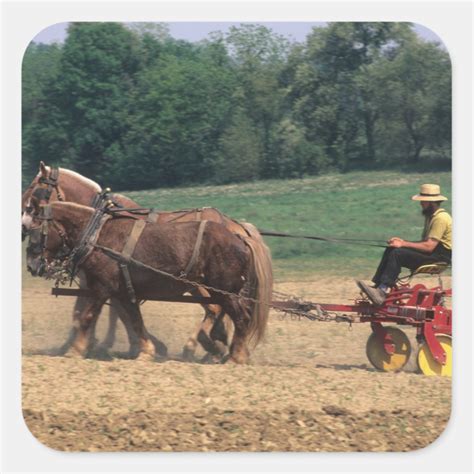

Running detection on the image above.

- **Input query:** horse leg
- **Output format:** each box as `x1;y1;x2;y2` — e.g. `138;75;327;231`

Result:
220;296;251;364
97;298;140;356
58;272;101;355
182;287;230;361
97;299;167;358
210;314;233;348
200;314;234;363
182;305;230;363
197;309;230;363
64;296;107;358
57;295;93;355
117;298;157;360
98;299;122;351
182;311;205;361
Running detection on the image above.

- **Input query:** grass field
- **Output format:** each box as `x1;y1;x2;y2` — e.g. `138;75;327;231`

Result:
124;170;451;278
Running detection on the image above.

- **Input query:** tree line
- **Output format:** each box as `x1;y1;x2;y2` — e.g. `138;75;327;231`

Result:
22;22;451;190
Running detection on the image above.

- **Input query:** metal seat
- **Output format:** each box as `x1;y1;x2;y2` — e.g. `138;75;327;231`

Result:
412;262;450;276
397;262;450;287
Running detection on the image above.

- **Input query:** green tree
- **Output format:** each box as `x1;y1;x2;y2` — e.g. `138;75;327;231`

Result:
222;25;290;177
214;108;262;183
290;23;416;170
54;22;141;183
272;118;327;178
374;36;451;163
118;39;236;188
22;42;64;187
126;22;171;42
22;22;451;190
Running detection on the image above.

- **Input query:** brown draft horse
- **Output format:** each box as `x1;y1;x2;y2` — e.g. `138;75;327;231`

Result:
26;201;268;363
22;163;273;360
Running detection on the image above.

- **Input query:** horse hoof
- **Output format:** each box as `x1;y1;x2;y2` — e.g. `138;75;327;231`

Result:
89;345;113;361
149;335;168;357
136;352;155;362
64;348;85;359
200;352;226;364
127;346;141;359
154;341;168;357
181;347;196;362
227;354;248;364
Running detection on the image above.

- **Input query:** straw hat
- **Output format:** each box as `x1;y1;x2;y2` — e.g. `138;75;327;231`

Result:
411;184;448;201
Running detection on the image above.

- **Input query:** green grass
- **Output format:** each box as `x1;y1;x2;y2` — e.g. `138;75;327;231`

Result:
123;170;451;279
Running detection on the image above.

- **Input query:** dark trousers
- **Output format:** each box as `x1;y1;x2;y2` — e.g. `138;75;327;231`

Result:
372;245;451;287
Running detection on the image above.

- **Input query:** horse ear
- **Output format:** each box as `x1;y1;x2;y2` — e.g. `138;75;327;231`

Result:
39;161;47;177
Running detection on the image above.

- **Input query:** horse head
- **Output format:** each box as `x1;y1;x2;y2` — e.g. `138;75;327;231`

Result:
22;162;65;240
26;203;70;277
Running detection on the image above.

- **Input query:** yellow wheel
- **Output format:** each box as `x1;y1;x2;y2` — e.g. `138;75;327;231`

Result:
366;327;411;372
417;334;452;377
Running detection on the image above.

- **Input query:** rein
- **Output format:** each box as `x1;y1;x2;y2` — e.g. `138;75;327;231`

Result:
98;203;387;248
105;207;152;215
258;229;387;248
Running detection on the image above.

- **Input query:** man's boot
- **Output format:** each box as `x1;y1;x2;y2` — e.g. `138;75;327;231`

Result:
356;281;387;306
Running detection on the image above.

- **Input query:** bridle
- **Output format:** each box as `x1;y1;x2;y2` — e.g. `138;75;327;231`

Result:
27;205;71;275
36;167;64;202
22;167;64;242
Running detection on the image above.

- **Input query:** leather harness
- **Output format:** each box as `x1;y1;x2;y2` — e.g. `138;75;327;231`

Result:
66;208;209;304
68;209;112;279
183;220;208;277
37;167;63;202
118;219;147;303
32;173;214;302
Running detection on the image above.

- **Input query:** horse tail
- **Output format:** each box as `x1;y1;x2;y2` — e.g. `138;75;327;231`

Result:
240;222;273;348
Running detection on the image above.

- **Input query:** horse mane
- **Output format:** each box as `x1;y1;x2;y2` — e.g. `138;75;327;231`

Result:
58;168;102;193
51;201;94;214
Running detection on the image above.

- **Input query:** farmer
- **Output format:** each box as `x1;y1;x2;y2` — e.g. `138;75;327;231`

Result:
357;184;452;305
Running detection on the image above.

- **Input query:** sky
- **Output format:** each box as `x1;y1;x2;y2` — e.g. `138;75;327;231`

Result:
32;21;443;45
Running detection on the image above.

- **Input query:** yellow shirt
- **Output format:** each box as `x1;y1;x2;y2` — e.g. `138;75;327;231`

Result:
422;208;452;250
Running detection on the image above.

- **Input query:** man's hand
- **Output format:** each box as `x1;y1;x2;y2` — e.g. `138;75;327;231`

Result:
388;237;405;248
386;237;438;252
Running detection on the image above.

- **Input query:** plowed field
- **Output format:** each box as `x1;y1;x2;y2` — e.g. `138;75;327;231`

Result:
22;275;452;452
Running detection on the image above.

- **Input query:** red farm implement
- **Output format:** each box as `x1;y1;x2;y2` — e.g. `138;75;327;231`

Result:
273;262;452;376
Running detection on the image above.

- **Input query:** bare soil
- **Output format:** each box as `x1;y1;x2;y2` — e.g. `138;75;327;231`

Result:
22;274;452;452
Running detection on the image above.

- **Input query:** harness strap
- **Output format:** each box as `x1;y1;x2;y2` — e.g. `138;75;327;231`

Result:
231;218;252;237
38;167;58;187
183;220;207;277
69;211;111;277
119;264;137;303
94;220;206;300
146;209;159;223
50;167;59;182
122;220;147;260
120;219;147;303
40;206;53;244
166;207;209;223
38;167;64;202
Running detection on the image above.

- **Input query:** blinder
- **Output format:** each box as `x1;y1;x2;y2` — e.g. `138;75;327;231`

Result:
32;186;52;203
36;166;62;203
27;204;70;275
23;167;62;241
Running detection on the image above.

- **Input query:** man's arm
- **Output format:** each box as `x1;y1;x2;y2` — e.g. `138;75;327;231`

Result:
388;237;438;253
